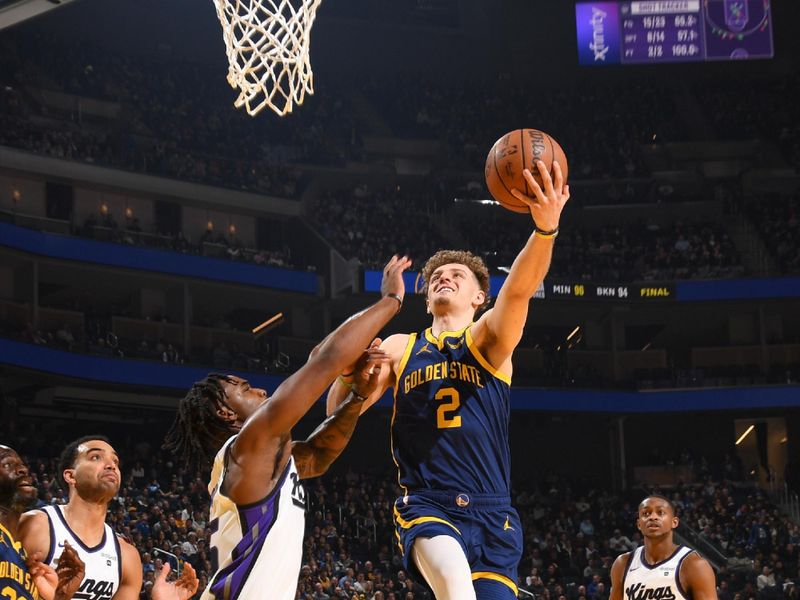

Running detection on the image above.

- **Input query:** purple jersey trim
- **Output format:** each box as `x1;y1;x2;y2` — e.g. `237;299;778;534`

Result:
208;461;292;600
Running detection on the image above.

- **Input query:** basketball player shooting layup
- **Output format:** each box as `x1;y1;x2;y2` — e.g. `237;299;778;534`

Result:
163;255;411;600
327;162;569;600
610;495;717;600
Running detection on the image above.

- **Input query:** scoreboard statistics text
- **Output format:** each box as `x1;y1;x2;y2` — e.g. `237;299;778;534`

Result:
575;0;773;65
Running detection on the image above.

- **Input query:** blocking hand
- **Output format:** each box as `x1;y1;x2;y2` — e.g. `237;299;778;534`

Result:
380;255;412;304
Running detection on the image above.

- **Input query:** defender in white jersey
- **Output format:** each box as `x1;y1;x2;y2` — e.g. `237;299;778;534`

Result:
38;504;120;600
164;256;411;600
610;495;717;600
202;438;307;600
20;437;142;600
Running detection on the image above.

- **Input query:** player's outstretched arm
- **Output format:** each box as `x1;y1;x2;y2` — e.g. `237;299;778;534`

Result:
609;552;631;600
474;160;570;367
294;339;388;478
234;256;410;460
681;553;718;600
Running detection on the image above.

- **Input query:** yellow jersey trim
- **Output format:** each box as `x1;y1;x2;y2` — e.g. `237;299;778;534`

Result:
391;333;416;496
423;326;471;350
464;326;512;385
471;571;519;595
394;333;418;390
393;505;462;536
0;522;22;553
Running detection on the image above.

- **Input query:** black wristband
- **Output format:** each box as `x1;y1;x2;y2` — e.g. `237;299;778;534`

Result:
534;226;559;239
384;293;403;312
350;388;368;402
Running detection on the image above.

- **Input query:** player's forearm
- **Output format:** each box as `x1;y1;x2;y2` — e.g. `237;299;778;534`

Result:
314;296;399;375
325;378;351;416
299;392;365;477
502;232;555;299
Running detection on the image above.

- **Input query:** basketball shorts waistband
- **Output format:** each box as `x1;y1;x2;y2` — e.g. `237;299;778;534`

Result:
407;489;511;508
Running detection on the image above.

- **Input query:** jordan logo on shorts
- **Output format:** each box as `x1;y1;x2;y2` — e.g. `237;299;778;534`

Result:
503;516;515;531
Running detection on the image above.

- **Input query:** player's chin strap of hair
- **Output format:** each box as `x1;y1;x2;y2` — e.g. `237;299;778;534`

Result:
534;225;559;239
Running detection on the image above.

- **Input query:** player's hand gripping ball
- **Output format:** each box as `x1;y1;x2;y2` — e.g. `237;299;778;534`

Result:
485;128;569;213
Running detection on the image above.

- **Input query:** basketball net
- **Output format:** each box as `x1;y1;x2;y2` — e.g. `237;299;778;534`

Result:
212;0;322;117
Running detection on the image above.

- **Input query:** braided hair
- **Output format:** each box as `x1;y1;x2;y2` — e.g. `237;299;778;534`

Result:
163;373;236;473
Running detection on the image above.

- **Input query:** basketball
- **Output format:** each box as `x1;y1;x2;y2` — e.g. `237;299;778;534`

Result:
484;128;569;214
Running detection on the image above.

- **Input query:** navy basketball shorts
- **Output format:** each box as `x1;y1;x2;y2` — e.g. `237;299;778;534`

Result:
393;490;523;597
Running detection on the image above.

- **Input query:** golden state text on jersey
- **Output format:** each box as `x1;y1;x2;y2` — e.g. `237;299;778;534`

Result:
392;325;512;495
0;523;40;600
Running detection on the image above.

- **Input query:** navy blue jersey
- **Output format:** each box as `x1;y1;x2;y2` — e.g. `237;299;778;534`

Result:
392;325;512;496
0;523;40;600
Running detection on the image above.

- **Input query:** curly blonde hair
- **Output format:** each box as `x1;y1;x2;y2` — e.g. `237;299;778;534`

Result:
421;250;491;312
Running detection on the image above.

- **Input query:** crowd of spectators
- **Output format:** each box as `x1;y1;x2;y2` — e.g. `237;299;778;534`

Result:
308;182;452;269
5;313;280;374
309;183;744;281
2;31;701;199
74;210;296;270
361;73;683;178
747;193;800;275
5;416;798;600
693;74;800;170
455;208;744;281
0;33;353;195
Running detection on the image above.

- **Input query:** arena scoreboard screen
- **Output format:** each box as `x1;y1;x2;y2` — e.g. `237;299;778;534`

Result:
575;0;773;65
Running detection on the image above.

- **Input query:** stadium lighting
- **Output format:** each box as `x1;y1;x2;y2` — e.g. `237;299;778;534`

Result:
252;312;284;336
452;198;500;206
567;326;580;341
735;425;755;446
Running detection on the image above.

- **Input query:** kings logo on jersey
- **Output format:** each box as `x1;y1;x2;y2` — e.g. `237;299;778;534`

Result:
73;578;114;600
625;582;677;600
